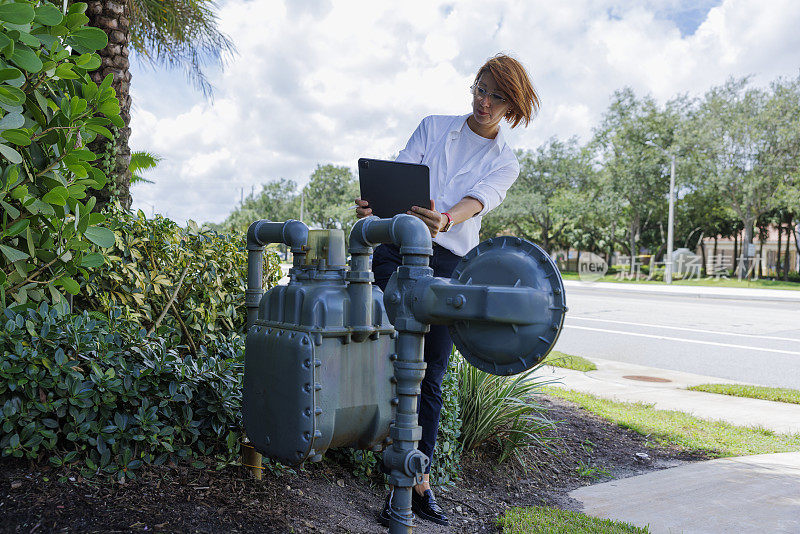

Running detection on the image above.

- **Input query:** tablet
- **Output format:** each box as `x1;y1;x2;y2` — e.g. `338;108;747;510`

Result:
358;158;430;219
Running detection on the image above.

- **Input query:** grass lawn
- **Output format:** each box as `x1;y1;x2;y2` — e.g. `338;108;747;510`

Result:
560;272;800;291
688;384;800;405
545;387;800;457
498;505;649;533
543;351;597;372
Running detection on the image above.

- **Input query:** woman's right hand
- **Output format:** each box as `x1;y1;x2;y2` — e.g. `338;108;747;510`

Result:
355;198;372;219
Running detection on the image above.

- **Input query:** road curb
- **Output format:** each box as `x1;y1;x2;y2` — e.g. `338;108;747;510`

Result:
563;280;800;303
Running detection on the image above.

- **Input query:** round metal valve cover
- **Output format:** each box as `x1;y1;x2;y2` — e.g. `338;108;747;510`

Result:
449;236;566;376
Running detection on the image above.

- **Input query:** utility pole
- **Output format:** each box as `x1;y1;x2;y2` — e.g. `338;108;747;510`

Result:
665;154;675;284
300;189;305;223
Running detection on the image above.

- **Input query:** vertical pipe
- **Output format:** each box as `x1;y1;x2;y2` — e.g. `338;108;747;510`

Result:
348;215;433;533
246;219;309;329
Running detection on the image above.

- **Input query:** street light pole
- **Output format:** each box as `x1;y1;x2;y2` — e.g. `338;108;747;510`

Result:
645;140;677;285
665;154;675;285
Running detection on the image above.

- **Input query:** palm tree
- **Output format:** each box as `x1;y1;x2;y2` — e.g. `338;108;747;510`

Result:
84;0;234;209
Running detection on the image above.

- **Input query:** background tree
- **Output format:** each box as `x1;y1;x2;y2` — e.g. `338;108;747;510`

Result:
303;164;359;236
214;178;300;233
592;89;682;265
481;138;593;253
691;77;800;277
84;0;234;210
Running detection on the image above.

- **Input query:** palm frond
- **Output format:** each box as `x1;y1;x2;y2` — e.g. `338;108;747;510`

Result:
128;0;236;98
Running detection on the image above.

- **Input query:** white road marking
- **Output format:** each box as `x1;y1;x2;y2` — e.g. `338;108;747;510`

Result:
568;316;800;343
563;325;800;356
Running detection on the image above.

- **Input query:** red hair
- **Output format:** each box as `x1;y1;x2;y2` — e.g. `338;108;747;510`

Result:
475;54;539;128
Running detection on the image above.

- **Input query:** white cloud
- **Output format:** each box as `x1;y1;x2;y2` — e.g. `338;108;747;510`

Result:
129;0;800;225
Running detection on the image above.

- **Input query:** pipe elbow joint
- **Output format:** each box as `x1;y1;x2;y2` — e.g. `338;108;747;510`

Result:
390;214;432;256
247;219;308;252
282;219;309;254
349;216;380;254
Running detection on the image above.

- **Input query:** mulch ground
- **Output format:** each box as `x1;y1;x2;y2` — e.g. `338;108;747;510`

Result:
0;394;712;533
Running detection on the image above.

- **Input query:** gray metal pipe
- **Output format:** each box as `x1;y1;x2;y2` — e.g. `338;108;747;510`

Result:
348;215;433;534
245;219;308;329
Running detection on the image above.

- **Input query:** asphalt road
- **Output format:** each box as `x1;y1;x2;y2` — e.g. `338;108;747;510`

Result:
552;287;800;389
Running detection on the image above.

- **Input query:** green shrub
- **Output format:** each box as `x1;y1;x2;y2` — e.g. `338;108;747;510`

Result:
0;303;246;481
81;208;282;350
430;349;462;485
459;356;556;463
0;0;123;311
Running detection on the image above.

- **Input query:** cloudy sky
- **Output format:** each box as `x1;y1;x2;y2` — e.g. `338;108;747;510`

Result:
127;0;800;225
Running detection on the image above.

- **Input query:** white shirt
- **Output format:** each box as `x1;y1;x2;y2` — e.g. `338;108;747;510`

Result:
395;114;520;256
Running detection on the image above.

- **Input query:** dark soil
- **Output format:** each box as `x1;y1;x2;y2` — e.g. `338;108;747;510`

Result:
0;395;711;533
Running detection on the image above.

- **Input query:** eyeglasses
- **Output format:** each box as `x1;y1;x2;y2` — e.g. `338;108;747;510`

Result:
471;84;507;105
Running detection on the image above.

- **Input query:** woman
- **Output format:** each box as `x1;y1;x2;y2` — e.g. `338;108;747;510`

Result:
355;53;539;527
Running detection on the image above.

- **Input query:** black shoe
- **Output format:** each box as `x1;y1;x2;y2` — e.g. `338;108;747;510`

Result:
412;489;449;526
378;491;416;527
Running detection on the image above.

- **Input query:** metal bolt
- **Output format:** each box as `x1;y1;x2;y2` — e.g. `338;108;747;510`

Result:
453;294;465;309
391;397;399;406
303;359;311;368
303;432;311;441
303;383;312;393
302;337;310;345
304;408;312;417
389;353;398;361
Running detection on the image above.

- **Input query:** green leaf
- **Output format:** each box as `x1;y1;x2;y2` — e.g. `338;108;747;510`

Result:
0;85;26;106
98;73;113;94
64;13;89;30
66;27;107;54
55;63;79;80
0;143;22;163
74;53;100;71
34;4;64;26
16;31;40;48
56;276;79;295
0;112;24;130
84;123;112;139
4;218;29;238
80;252;104;268
10;45;42;73
1;129;31;146
98;100;119;117
1;200;20;219
0;244;28;262
67;183;86;198
72;148;96;161
0;67;23;84
84;226;115;248
68;2;88;15
0;4;35;25
42;186;68;206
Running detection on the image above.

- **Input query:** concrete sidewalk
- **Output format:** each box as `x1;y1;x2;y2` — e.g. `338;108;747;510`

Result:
550;358;800;533
564;279;800;303
570;452;800;534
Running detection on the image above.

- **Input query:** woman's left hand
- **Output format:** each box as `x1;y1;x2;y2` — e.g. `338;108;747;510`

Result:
408;200;446;237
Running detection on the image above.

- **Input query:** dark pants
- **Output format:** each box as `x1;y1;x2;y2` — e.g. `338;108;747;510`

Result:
373;243;462;474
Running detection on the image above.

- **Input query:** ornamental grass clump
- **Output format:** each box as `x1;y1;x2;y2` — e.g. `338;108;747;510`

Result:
458;353;556;463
